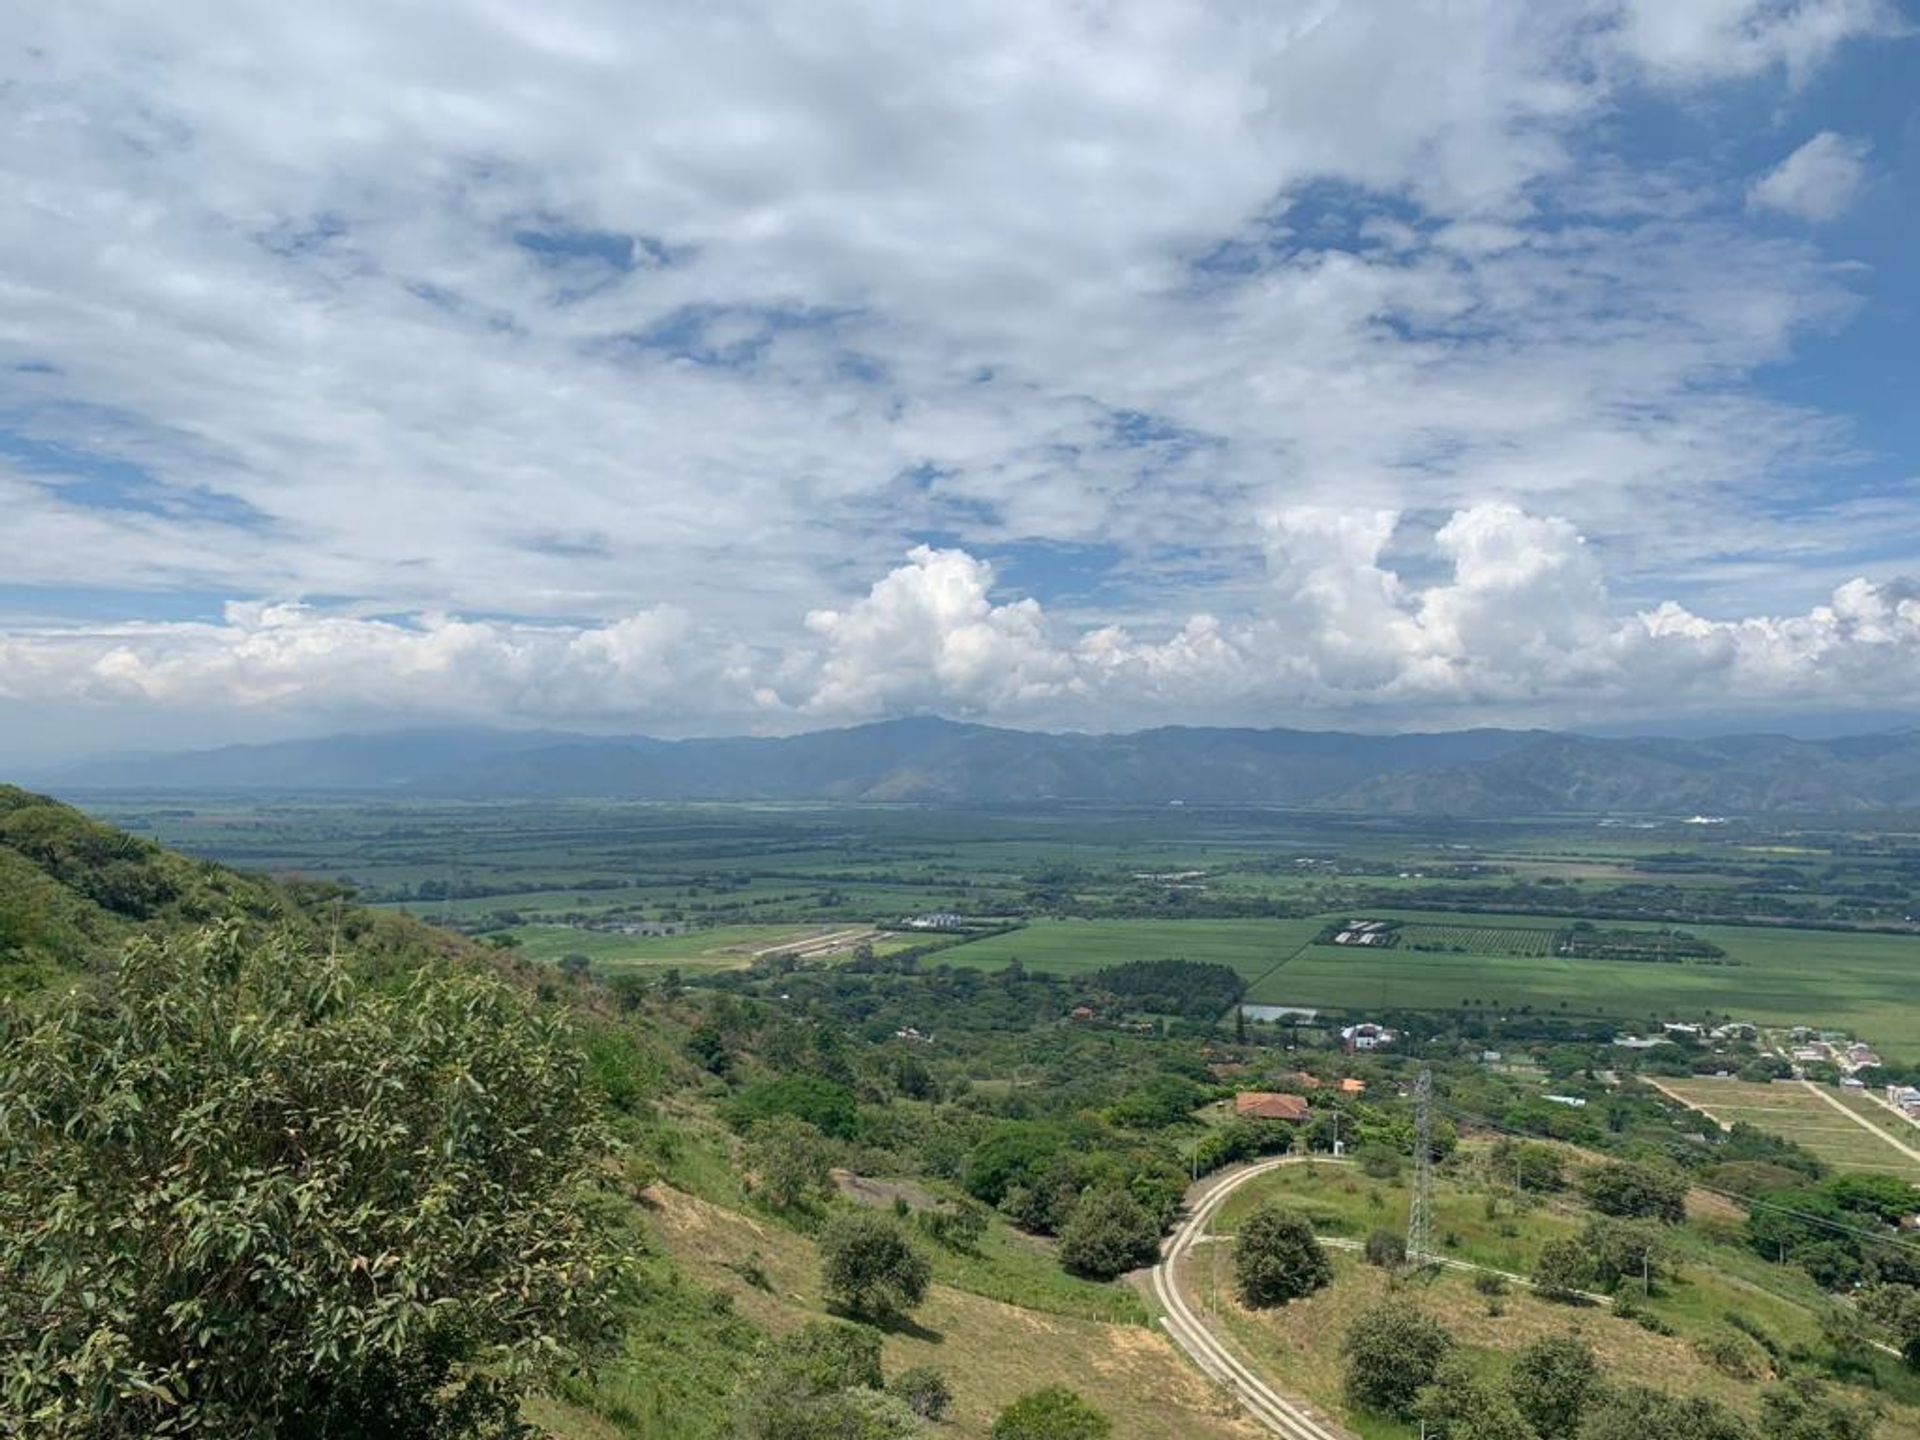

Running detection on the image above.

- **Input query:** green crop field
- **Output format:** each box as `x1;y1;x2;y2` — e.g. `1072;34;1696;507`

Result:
940;917;1329;984
1239;909;1920;1051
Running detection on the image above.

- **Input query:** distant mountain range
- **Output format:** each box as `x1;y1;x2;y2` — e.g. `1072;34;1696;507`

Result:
36;717;1920;814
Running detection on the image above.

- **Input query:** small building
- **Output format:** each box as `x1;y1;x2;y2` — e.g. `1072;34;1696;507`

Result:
904;912;968;932
1339;1077;1367;1095
1234;1092;1312;1123
1208;1061;1251;1080
1544;1094;1589;1109
1069;1005;1096;1022
1841;1076;1866;1090
1287;1070;1323;1090
1341;1022;1399;1052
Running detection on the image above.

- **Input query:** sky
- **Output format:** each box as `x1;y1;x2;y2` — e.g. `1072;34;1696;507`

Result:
2;1;1918;760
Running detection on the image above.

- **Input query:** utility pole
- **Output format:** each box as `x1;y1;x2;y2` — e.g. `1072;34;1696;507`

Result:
1407;1067;1434;1267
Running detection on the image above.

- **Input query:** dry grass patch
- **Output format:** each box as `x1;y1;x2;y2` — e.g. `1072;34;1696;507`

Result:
644;1186;1260;1440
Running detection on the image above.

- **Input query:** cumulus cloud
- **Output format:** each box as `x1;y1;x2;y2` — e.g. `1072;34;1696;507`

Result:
1749;132;1873;220
0;1;1905;749
7;512;1920;733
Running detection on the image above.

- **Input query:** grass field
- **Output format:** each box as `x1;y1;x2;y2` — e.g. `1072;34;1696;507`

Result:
1652;1077;1920;1182
1239;910;1920;1052
940;917;1330;984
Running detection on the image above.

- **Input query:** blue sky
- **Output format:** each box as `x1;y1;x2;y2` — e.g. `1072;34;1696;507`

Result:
1;2;1916;760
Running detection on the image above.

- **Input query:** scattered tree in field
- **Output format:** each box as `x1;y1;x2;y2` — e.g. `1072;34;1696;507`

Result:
1342;1303;1452;1418
734;1322;921;1440
1057;1187;1161;1280
1509;1332;1601;1438
890;1367;952;1420
1862;1284;1920;1368
1581;1218;1667;1295
1509;1141;1564;1192
1533;1237;1593;1300
0;924;622;1439
1580;1161;1686;1224
1415;1354;1533;1440
747;1115;835;1212
820;1212;933;1321
1234;1204;1332;1307
991;1386;1111;1440
1577;1386;1754;1440
1759;1376;1878;1440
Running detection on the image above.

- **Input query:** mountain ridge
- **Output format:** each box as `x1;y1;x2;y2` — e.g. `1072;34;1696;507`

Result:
37;717;1920;815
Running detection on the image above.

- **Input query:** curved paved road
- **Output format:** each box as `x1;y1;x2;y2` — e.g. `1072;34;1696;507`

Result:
1149;1156;1354;1440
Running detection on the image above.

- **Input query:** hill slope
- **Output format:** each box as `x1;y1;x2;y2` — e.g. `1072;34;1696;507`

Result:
43;718;1920;813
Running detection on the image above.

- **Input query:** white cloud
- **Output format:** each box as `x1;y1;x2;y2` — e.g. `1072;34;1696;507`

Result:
7;514;1920;734
1748;132;1873;221
0;1;1904;748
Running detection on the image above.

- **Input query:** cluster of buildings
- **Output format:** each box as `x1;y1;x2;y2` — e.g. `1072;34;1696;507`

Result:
1328;919;1393;947
1788;1030;1883;1074
1885;1084;1920;1118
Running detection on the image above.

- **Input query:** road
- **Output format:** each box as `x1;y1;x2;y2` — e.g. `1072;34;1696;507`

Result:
1150;1156;1354;1440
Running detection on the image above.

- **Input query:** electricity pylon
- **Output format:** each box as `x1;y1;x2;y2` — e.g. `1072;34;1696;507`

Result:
1407;1067;1434;1267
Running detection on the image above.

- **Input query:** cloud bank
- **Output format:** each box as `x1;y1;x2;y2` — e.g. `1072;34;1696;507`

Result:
7;510;1918;733
0;0;1911;749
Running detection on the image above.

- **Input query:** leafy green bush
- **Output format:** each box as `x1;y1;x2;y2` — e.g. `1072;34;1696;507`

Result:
1057;1188;1161;1280
0;923;622;1438
991;1386;1111;1440
819;1213;933;1321
1235;1204;1332;1307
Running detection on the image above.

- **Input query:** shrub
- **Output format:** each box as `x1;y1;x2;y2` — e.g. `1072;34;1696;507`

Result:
1580;1161;1686;1224
1057;1187;1161;1280
727;1075;860;1139
820;1212;933;1322
1234;1204;1333;1307
890;1366;953;1420
991;1386;1111;1439
747;1115;835;1212
1363;1228;1407;1268
1509;1332;1600;1439
1533;1237;1592;1301
1341;1303;1452;1418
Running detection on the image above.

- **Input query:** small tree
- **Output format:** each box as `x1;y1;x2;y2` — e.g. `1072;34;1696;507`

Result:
748;1115;835;1212
1415;1354;1533;1440
1580;1161;1686;1224
1234;1204;1333;1307
820;1212;933;1321
1342;1303;1452;1418
1057;1188;1161;1280
1509;1332;1600;1438
1581;1218;1666;1295
1759;1376;1878;1440
991;1386;1111;1440
1512;1142;1564;1193
1862;1284;1920;1368
890;1367;953;1420
735;1323;920;1440
1578;1386;1755;1440
1533;1237;1593;1301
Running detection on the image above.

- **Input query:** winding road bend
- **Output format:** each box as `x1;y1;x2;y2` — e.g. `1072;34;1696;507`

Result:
1149;1156;1355;1440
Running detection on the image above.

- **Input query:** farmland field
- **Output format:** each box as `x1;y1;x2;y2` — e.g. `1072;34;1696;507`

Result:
1243;908;1920;1050
1391;922;1556;956
940;916;1328;983
1651;1077;1920;1182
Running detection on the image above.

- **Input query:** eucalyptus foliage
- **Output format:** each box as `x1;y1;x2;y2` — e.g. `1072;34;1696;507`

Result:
0;922;624;1438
